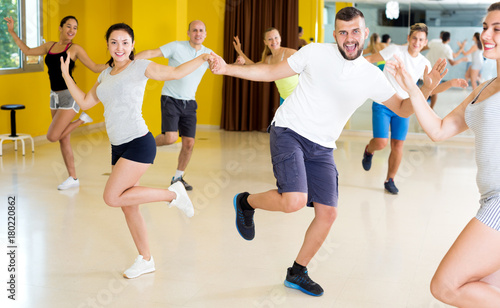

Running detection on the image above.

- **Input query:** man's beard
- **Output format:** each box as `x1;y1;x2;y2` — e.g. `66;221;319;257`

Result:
338;42;363;60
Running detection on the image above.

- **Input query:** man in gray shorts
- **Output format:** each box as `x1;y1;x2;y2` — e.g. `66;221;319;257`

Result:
209;7;445;296
136;20;213;190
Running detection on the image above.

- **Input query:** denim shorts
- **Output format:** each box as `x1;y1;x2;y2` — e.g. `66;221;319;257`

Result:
161;95;197;138
476;194;500;231
49;89;80;113
111;132;156;165
372;102;410;141
269;124;338;207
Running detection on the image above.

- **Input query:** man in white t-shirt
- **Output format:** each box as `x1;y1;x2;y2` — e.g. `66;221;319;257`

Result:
425;31;467;108
209;7;444;297
136;20;212;191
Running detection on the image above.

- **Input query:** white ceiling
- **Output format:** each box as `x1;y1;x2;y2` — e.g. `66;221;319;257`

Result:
325;0;493;10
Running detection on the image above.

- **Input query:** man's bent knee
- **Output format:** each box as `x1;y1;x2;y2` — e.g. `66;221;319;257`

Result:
282;193;308;213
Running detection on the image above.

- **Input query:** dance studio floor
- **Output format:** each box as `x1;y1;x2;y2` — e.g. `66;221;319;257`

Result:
0;90;476;308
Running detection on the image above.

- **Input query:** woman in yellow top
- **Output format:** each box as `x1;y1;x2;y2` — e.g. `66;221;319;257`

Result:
233;27;298;105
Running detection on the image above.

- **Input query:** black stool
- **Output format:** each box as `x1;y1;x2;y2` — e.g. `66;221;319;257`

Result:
1;104;34;156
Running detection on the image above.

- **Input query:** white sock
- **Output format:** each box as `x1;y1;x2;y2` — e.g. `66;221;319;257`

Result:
174;170;184;180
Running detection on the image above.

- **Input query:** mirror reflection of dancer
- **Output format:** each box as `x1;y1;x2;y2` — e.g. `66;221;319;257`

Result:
233;28;298;105
387;3;500;306
458;32;484;90
211;7;444;296
61;23;210;279
4;16;107;190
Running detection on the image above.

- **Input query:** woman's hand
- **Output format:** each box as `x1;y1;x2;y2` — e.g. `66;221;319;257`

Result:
233;36;243;55
60;51;72;78
4;17;15;33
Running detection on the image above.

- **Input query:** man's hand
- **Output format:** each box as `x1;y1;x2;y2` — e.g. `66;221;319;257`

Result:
209;52;227;75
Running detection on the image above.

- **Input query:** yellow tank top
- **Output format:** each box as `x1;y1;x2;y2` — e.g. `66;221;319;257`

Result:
268;50;299;99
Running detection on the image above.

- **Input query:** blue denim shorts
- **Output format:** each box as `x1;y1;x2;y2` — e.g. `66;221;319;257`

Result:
111;132;156;165
372;102;410;141
269;124;338;207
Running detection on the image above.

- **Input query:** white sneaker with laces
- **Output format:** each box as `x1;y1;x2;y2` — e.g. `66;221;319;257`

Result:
57;176;80;190
79;112;93;124
123;255;155;279
168;181;194;217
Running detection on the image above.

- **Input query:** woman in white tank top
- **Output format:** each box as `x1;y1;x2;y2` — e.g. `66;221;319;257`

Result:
387;3;500;306
459;32;484;89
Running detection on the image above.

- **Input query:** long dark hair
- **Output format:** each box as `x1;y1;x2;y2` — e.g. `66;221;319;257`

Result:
105;23;135;67
474;32;482;50
60;16;78;27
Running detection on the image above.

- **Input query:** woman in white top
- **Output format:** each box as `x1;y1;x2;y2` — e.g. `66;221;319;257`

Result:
388;3;500;306
60;23;212;279
233;27;298;105
459;32;484;89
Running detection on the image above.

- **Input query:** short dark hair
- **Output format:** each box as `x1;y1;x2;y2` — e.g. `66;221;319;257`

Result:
381;34;390;43
335;6;364;24
105;23;135;67
409;23;428;37
488;2;500;12
441;31;451;43
298;26;303;33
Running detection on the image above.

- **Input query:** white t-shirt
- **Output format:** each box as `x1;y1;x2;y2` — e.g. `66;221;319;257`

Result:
426;40;453;65
379;44;431;99
273;43;396;149
97;59;151;145
159;41;212;100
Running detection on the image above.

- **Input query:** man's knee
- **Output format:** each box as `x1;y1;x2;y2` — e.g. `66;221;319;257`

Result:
282;193;308;213
371;138;388;150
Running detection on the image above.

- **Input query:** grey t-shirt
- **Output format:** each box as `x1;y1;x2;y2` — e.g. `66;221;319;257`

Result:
96;59;151;145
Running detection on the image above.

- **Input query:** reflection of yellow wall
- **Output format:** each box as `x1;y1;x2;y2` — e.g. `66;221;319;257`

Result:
299;0;324;43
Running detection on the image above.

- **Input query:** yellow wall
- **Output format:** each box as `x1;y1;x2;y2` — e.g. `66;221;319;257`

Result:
299;0;324;43
1;0;319;139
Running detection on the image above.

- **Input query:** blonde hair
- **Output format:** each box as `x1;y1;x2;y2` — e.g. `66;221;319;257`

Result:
261;27;279;62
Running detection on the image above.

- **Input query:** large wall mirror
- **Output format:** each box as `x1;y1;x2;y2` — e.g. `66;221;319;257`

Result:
324;0;495;137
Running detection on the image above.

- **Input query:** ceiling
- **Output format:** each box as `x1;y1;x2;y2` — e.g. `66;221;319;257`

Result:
324;0;492;10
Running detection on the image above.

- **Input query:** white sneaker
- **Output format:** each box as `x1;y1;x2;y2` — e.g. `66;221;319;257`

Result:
168;181;194;217
79;112;93;124
123;255;155;279
57;176;80;190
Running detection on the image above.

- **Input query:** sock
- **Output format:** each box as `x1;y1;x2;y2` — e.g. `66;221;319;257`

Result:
174;170;184;180
364;145;373;156
240;192;254;211
291;261;306;275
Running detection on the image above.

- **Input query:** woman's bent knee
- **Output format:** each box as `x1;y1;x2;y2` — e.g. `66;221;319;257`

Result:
430;275;458;304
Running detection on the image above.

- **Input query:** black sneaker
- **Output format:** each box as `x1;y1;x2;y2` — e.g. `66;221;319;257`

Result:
384;178;399;194
362;145;374;171
284;267;324;296
233;192;255;240
171;176;193;191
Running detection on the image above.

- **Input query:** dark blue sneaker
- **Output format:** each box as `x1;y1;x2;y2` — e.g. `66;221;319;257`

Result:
233;193;255;240
284;267;324;296
171;176;193;191
362;145;373;171
384;178;399;194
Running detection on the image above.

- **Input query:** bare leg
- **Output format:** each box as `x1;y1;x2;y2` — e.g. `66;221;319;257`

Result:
387;139;404;180
47;109;83;142
177;137;194;171
295;203;337;266
122;204;151;260
430;218;500;307
59;134;76;179
247;190;308;213
155;132;178;146
470;69;481;90
366;137;388;154
103;158;177;207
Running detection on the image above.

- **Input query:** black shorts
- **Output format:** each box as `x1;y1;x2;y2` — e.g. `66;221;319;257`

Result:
111;132;157;165
161;95;197;138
